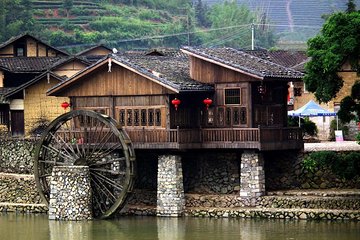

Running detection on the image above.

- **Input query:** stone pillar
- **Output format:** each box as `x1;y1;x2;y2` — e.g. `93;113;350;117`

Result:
157;155;185;217
240;151;265;206
49;166;93;221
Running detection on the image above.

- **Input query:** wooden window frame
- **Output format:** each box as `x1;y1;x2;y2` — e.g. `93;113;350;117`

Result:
224;88;241;105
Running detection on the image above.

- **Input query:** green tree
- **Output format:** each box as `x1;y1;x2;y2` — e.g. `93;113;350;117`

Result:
195;0;210;28
304;7;360;103
63;0;73;18
337;81;360;123
206;1;275;49
0;0;36;41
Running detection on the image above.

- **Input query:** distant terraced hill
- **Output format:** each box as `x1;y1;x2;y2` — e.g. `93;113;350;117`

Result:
206;0;360;32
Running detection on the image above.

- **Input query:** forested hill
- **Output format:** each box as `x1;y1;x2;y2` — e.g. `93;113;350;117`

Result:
0;0;357;52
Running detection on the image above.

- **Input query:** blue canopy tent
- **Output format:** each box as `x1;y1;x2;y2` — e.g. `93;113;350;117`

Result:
288;100;337;127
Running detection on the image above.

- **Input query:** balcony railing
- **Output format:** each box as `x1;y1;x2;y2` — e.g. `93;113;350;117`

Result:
126;127;303;150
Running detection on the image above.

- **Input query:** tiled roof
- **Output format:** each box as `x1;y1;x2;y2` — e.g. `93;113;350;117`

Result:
181;47;304;79
49;56;91;71
48;53;214;95
117;53;213;92
4;71;65;98
0;57;63;73
244;50;309;72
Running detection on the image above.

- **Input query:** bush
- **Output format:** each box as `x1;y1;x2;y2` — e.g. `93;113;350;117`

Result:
329;119;349;141
288;116;318;137
305;151;360;180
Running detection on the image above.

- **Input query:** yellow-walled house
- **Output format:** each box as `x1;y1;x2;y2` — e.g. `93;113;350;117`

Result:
292;60;360;140
4;57;90;136
0;33;68;58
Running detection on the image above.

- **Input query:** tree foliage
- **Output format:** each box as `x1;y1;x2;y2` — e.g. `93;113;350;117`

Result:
337;81;360;123
0;0;36;42
205;1;275;48
304;10;360;103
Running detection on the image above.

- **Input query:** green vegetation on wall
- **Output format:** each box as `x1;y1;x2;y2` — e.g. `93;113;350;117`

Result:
303;151;360;180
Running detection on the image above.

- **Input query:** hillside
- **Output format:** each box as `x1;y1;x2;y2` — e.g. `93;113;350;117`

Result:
205;0;360;31
29;1;193;52
2;0;356;52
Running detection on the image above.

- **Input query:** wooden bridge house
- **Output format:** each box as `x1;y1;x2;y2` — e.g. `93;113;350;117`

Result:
47;47;304;151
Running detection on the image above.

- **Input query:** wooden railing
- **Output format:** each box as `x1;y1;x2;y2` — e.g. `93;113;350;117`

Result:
125;127;302;145
53;127;302;149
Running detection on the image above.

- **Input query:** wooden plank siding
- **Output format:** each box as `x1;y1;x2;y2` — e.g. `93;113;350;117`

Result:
189;56;254;84
55;64;175;97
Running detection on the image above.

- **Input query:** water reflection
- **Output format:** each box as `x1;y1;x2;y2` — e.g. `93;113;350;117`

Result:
157;217;185;240
49;220;93;240
0;213;359;240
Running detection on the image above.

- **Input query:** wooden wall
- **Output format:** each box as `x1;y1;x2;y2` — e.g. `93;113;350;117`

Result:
189;56;254;84
56;64;175;97
81;47;111;56
0;45;13;57
53;61;88;78
73;95;168;128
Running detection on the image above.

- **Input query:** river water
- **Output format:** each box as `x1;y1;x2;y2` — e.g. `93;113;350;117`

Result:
0;213;359;240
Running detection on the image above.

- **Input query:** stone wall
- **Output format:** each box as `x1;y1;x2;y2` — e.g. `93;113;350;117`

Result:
49;166;93;220
0;138;37;174
182;151;240;194
156;155;185;217
0;173;41;204
134;150;240;195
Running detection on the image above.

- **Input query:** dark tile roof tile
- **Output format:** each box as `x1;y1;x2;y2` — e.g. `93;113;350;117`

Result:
244;50;309;72
113;53;213;92
0;57;63;73
182;47;304;79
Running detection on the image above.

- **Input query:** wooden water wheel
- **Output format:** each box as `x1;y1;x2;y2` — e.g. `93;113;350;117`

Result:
33;110;136;219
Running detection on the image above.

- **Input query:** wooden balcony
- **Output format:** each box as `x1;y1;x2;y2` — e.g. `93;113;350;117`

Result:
126;127;303;151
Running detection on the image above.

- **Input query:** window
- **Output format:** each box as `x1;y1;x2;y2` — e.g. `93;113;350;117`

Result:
134;109;139;126
140;109;147;126
127;109;132;125
240;107;247;124
225;108;231;125
148;109;154;126
225;88;241;104
16;48;24;57
119;110;125;126
233;108;240;125
118;108;162;127
155;109;161;126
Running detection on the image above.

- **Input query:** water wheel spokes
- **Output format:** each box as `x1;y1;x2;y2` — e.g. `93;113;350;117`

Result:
34;110;136;219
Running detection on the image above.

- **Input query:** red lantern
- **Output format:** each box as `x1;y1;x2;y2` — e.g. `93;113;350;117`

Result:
171;98;181;111
203;98;213;110
61;101;70;110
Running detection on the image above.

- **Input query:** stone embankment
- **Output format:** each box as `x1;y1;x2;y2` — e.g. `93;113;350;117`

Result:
0;173;47;213
122;189;360;220
1;172;360;220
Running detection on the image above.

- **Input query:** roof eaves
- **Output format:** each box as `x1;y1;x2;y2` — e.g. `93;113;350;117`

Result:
5;71;64;98
75;44;113;56
181;47;264;80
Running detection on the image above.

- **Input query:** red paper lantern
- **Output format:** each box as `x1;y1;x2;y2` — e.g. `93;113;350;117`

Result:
61;101;70;110
203;98;213;110
171;98;181;111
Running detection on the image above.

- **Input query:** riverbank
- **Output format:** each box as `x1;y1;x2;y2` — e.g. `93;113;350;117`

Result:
1;172;359;220
1;141;359;220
